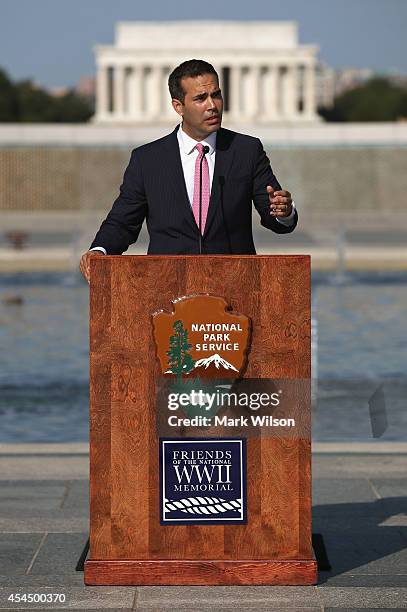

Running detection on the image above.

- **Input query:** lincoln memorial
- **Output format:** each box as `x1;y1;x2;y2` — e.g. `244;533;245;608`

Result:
93;21;320;125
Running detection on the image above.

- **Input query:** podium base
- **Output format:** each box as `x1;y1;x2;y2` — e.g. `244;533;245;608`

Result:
84;558;318;586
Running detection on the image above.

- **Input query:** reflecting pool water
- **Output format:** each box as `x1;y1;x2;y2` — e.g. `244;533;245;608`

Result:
0;271;406;442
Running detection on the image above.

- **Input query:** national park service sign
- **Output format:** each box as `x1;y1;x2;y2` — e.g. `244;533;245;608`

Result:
152;294;251;378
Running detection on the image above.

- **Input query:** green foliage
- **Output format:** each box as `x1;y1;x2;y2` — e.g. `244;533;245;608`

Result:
0;68;19;121
166;320;195;378
51;91;94;123
319;77;407;122
0;66;93;122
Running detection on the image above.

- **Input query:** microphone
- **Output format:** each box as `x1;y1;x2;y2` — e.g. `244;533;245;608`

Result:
198;145;210;255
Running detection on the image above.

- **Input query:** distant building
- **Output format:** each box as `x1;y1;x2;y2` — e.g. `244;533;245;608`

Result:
76;76;96;99
46;78;96;99
93;21;320;125
47;86;70;98
387;72;407;89
316;62;336;109
333;68;375;97
316;65;389;108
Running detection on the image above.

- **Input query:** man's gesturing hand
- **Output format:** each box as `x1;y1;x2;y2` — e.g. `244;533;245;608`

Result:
79;250;104;284
267;186;293;218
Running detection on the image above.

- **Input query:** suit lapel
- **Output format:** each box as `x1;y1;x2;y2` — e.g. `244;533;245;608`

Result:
164;126;198;231
204;128;235;238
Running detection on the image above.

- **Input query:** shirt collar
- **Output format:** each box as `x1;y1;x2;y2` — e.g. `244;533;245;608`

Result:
177;124;217;156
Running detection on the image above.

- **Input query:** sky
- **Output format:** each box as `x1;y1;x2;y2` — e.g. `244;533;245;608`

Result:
1;0;406;88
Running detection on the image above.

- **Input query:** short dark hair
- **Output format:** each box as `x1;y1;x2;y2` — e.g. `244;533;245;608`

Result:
168;59;219;103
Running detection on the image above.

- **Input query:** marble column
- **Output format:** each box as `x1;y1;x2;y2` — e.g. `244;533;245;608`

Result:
229;65;241;120
248;65;260;119
281;63;298;118
163;66;175;119
144;65;160;118
113;65;125;117
126;65;143;120
217;66;224;98
123;67;130;115
303;62;316;119
261;65;279;121
96;64;109;118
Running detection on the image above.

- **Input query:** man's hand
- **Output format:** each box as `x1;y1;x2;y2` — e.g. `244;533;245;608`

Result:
267;186;293;218
79;250;104;284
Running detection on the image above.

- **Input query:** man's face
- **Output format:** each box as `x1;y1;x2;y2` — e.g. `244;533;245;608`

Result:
172;73;223;140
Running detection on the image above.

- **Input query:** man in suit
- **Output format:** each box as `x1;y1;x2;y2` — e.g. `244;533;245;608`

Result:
80;59;297;282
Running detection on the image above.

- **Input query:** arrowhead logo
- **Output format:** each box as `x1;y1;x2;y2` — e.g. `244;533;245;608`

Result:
152;295;251;379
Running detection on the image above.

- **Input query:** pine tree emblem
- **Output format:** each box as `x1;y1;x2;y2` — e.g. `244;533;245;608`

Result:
166;320;195;377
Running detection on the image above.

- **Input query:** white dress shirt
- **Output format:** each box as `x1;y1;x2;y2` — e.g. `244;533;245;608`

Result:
91;124;296;254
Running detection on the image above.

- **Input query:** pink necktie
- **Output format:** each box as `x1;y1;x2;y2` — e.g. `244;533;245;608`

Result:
192;143;210;235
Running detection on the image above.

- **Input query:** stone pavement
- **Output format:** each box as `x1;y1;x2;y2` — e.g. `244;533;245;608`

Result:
0;442;406;611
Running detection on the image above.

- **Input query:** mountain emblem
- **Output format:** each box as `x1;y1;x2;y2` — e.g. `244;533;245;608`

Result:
194;354;239;372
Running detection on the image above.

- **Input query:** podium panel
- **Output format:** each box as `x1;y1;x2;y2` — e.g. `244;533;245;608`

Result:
84;255;317;585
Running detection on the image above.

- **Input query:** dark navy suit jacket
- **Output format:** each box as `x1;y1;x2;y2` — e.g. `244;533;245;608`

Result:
90;125;298;255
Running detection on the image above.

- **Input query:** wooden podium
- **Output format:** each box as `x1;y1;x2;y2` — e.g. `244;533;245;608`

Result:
84;255;317;586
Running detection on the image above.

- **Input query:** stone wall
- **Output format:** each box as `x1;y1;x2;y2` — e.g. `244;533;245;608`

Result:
1;145;406;217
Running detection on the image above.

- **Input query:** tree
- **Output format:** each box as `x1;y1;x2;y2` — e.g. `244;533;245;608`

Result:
16;81;93;122
16;80;57;122
319;77;407;122
0;66;93;122
51;90;93;122
0;68;19;121
166;320;195;378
